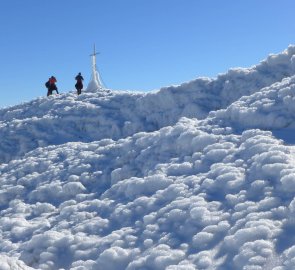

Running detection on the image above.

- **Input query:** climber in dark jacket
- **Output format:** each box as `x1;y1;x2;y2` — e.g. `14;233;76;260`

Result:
75;72;84;95
45;76;59;96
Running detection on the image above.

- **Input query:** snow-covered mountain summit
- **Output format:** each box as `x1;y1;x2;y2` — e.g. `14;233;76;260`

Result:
2;45;295;164
2;46;295;269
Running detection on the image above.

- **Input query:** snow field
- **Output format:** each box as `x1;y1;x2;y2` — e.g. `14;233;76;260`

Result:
1;117;295;269
1;46;295;269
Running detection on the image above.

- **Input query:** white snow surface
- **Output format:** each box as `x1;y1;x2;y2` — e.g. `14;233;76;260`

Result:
2;46;295;269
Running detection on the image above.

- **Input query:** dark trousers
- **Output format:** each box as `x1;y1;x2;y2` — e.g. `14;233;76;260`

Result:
47;88;58;96
75;82;83;95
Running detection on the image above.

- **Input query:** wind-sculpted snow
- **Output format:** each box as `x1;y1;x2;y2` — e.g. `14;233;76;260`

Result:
1;46;295;163
0;255;34;270
1;119;295;269
213;75;295;130
2;46;295;269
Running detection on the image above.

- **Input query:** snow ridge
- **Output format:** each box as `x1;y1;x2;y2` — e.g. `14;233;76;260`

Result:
1;46;295;269
1;46;295;164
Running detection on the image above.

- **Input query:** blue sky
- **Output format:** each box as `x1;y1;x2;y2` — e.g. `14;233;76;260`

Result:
1;0;295;108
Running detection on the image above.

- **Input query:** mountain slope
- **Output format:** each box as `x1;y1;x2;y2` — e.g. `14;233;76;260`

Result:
1;46;295;164
1;47;295;269
2;117;293;269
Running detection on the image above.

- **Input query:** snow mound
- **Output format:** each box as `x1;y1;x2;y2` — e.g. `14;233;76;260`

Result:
0;255;34;270
214;75;295;130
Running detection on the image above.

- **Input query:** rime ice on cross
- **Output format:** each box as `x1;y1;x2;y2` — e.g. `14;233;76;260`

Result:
86;44;104;92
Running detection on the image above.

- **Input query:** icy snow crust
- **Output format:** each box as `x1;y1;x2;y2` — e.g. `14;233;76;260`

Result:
1;45;295;164
1;46;295;269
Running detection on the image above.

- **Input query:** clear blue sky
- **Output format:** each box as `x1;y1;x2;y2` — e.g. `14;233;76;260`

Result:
1;0;295;108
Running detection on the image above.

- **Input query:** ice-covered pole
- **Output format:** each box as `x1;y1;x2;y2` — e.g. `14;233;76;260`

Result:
86;44;104;92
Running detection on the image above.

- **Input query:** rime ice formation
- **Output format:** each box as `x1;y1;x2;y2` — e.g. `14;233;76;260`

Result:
1;46;295;269
86;47;104;92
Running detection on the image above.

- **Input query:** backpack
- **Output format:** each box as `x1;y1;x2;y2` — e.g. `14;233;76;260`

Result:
45;81;50;88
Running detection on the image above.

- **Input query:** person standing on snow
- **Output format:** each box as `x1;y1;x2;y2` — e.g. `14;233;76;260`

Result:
46;76;59;96
75;72;84;95
45;78;51;95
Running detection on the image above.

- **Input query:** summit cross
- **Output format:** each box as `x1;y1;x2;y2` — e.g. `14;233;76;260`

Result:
90;44;99;57
86;44;104;91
